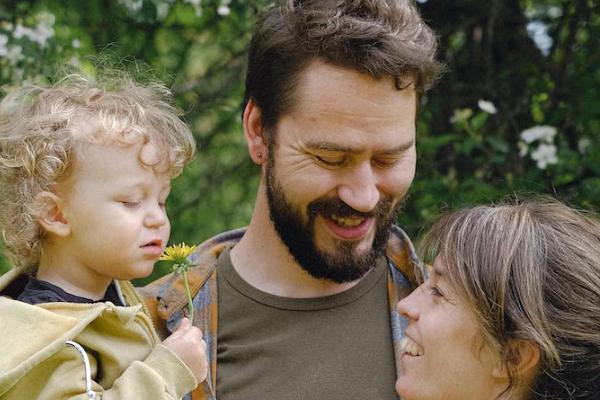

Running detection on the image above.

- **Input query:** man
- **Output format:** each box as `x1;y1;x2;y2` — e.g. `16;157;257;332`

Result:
141;1;441;399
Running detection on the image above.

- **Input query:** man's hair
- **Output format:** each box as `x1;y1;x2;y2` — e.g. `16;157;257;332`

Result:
243;0;443;137
0;72;195;269
420;198;600;399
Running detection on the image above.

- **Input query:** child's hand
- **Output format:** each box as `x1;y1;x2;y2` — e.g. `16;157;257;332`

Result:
162;317;208;383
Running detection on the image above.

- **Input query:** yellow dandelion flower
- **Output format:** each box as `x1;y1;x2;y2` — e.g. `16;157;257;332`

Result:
160;243;196;265
160;243;197;324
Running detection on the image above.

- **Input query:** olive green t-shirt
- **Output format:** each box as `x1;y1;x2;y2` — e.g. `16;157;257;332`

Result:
216;249;399;400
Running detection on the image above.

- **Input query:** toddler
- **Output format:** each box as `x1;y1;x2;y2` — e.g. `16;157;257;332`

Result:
0;72;207;399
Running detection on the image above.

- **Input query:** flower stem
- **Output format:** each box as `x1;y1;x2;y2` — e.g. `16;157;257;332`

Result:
182;269;194;325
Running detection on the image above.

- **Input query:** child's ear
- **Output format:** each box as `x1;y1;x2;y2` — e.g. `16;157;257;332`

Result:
243;98;268;165
34;191;70;237
492;339;540;380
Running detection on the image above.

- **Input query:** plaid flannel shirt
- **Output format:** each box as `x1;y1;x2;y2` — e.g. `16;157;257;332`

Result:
139;225;424;400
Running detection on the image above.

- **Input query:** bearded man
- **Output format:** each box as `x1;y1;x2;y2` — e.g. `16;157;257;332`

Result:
141;1;442;399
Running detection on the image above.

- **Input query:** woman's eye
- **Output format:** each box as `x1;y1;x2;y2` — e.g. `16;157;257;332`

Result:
430;286;444;297
120;201;140;208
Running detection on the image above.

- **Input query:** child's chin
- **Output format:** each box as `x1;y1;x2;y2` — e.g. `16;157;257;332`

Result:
126;266;154;280
137;268;154;279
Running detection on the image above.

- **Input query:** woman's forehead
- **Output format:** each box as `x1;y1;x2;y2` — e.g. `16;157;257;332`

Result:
431;256;447;277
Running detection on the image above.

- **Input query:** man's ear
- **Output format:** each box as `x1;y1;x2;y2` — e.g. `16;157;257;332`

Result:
492;340;541;379
243;98;268;165
34;191;70;237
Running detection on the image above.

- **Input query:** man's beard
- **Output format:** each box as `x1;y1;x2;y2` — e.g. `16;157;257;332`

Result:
265;157;403;283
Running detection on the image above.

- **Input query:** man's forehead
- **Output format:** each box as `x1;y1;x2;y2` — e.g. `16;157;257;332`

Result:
294;60;411;101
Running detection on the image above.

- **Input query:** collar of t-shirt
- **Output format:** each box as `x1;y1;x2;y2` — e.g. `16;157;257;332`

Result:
16;276;124;306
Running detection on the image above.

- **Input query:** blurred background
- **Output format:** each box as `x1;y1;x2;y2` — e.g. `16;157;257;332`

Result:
0;0;598;282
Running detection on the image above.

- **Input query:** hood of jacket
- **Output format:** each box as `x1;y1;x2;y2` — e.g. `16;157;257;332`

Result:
0;268;156;396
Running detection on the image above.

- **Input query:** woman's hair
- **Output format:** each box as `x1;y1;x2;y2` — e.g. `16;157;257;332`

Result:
0;71;195;270
420;198;600;399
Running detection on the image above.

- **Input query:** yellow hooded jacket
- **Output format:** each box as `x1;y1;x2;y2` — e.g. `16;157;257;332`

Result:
0;268;197;400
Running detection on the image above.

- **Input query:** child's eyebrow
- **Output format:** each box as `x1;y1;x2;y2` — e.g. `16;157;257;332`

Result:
120;181;171;192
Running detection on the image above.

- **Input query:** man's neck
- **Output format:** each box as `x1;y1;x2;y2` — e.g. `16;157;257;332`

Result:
230;190;361;298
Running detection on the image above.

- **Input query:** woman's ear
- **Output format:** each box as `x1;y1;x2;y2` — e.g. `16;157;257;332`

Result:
492;340;541;379
243;99;268;165
34;191;70;237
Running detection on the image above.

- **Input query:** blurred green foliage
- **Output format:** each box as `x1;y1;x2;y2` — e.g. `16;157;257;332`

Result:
0;0;598;281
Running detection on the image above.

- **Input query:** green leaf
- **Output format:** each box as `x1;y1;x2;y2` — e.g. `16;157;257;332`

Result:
531;102;545;123
420;133;460;152
470;112;489;131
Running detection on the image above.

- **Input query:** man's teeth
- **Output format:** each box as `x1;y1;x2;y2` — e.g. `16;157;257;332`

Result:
400;337;423;356
331;214;364;227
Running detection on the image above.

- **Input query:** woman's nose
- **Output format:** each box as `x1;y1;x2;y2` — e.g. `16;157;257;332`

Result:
396;283;424;320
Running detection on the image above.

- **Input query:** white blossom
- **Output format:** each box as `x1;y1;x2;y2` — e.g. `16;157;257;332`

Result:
11;13;55;47
13;24;33;39
527;21;553;56
477;99;497;114
218;0;232;15
0;34;8;56
6;45;23;65
531;143;558;169
184;0;202;16
119;0;144;14
38;12;56;25
547;6;563;19
217;5;231;16
578;137;591;154
156;3;171;20
520;125;557;144
30;21;54;47
72;39;81;48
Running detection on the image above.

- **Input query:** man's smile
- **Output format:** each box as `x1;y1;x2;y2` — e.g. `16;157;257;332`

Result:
323;214;374;241
330;214;366;227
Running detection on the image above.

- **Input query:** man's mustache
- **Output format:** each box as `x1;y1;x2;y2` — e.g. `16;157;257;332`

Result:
308;196;395;220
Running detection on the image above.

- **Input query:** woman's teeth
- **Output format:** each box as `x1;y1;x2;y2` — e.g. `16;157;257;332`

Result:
400;336;423;356
331;214;364;227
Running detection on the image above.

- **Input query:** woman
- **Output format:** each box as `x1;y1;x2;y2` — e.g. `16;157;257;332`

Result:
396;199;600;399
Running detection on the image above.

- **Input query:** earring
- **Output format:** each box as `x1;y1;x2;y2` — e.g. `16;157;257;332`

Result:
257;152;262;159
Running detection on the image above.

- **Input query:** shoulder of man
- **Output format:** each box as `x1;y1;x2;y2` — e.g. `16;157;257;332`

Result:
385;225;426;288
137;228;246;337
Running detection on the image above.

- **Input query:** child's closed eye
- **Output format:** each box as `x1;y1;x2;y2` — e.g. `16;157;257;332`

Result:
120;200;140;208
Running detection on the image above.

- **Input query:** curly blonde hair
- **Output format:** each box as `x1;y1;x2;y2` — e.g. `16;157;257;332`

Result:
0;72;195;269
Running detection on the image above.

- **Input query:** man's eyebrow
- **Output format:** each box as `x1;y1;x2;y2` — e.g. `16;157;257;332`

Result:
305;140;415;154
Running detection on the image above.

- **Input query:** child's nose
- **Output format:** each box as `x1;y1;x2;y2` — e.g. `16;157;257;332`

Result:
144;204;168;228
